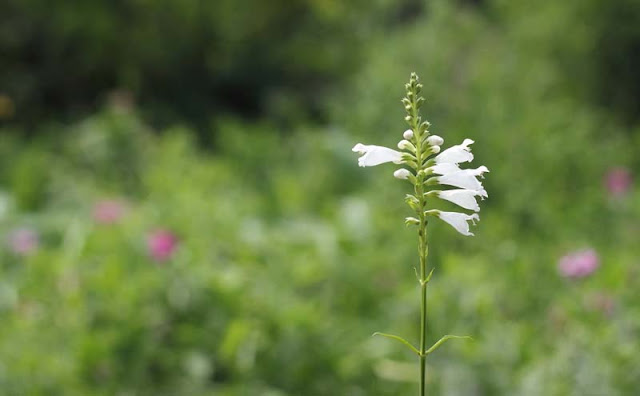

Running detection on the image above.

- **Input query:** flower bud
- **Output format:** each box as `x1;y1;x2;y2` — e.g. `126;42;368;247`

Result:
394;169;411;180
426;135;444;146
397;139;414;150
403;129;414;140
429;145;441;154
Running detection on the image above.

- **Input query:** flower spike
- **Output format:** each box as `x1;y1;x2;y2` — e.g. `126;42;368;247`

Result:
351;73;487;395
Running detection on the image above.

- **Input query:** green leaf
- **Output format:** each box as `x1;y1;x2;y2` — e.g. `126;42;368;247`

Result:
424;335;473;356
373;332;420;356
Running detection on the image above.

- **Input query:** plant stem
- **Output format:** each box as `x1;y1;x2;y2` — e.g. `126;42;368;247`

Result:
407;72;430;395
418;207;428;396
415;138;428;395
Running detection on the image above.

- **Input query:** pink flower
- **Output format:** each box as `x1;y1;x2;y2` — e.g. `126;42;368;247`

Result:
605;167;632;197
147;229;178;261
7;228;39;256
93;200;127;224
558;249;599;279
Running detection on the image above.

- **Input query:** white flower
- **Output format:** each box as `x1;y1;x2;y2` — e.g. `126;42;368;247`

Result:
432;189;484;212
426;135;444;146
435;138;475;164
430;210;479;236
403;129;414;139
352;143;403;167
436;171;482;191
428;163;461;175
434;166;489;189
394;169;412;180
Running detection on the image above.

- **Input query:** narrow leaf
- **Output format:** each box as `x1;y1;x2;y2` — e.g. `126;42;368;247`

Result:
425;335;472;356
373;332;420;356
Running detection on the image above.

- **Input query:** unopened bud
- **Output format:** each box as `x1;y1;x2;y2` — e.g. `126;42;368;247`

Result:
394;168;411;180
403;129;414;139
426;135;444;146
429;145;441;154
397;139;414;151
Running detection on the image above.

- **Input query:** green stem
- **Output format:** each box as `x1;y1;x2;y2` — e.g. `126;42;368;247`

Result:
418;220;428;396
406;73;430;396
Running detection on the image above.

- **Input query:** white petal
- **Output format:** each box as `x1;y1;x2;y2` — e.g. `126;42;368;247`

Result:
352;143;403;167
428;163;461;175
435;138;475;164
469;165;490;178
435;189;481;212
436;211;479;236
426;135;444;146
437;170;484;190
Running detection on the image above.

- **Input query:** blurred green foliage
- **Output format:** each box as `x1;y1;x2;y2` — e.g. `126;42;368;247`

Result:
1;0;406;131
1;0;640;395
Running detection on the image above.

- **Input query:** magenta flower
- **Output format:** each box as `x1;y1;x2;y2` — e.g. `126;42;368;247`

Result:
147;229;178;261
558;249;599;279
605;167;632;197
93;199;127;224
7;228;39;256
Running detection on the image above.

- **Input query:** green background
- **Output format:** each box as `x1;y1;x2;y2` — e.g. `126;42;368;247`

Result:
1;0;639;394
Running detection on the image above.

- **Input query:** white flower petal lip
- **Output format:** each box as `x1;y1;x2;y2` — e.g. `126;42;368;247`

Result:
436;170;484;191
435;138;475;164
434;189;482;212
352;143;404;167
434;210;479;236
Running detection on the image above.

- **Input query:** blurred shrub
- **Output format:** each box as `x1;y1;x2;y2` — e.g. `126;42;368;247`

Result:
0;0;409;133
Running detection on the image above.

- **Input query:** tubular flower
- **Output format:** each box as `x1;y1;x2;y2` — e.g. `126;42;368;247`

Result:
429;189;484;212
352;143;404;167
434;166;489;191
435;139;475;164
427;210;479;236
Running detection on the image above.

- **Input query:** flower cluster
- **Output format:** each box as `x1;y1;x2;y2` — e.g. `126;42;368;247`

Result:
352;77;488;236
